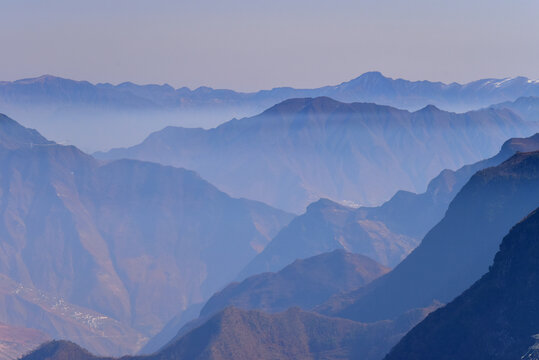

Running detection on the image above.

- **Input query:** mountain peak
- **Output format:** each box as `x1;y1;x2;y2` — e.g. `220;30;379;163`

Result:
357;71;386;80
261;97;344;116
13;74;70;85
306;198;344;212
417;104;442;113
346;71;390;85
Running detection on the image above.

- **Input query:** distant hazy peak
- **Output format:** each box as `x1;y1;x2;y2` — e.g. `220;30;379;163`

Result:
416;104;443;113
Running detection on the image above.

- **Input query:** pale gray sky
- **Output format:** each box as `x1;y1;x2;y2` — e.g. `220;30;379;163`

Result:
1;0;538;91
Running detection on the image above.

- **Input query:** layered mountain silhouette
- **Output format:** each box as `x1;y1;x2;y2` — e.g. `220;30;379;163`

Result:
317;150;539;323
21;305;439;360
138;140;539;358
491;96;539;122
4;72;539;151
0;114;292;356
24;159;539;360
3;72;539;114
385;208;539;360
239;133;539;278
97;97;533;212
143;250;389;354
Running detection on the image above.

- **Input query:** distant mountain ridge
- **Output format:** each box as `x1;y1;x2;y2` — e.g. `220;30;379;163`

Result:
97;96;534;213
3;72;539;151
3;72;539;112
490;96;539;122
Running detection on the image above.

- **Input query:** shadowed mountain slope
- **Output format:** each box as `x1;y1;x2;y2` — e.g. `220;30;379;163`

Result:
385;208;539;360
96;97;534;213
317;151;539;323
0;114;292;355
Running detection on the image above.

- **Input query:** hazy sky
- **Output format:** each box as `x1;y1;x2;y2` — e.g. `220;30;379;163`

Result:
1;0;538;91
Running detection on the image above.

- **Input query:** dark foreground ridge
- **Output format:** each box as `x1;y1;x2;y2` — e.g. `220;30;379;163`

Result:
386;207;539;360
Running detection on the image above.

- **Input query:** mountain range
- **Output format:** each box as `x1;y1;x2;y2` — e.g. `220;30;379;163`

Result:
3;72;539;114
13;109;539;360
2;72;539;359
0;114;292;356
128;148;539;360
3;72;539;151
96;96;535;213
317;150;539;323
491;96;539;122
20;143;539;360
225;133;539;280
385;207;539;360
